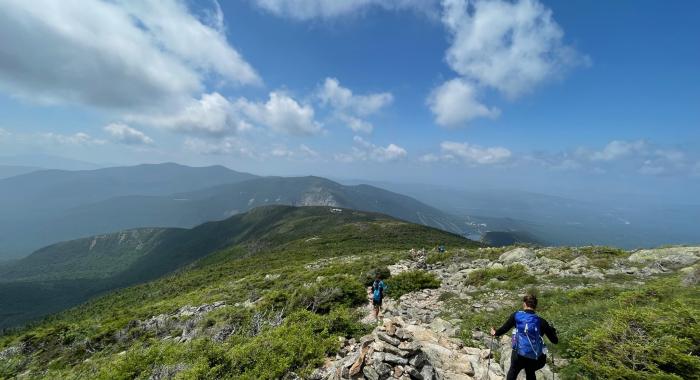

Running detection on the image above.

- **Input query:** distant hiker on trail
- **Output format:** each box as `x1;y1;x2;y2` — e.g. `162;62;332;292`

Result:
490;294;558;380
371;274;386;324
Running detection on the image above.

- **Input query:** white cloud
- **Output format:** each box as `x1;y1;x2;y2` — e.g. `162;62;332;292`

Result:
429;0;586;126
335;136;407;162
318;78;393;116
580;140;647;162
418;153;441;163
341;115;374;133
0;128;10;140
103;123;153;145
317;78;393;133
252;0;437;20
439;141;512;164
38;132;106;146
0;0;259;112
299;144;320;158
127;92;251;136
441;0;586;98
427;78;499;127
237;92;322;136
184;137;255;157
638;160;666;176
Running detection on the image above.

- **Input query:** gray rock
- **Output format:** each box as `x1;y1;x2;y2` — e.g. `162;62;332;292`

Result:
408;351;427;368
681;265;700;286
376;362;393;378
376;332;401;347
499;248;536;265
384;352;409;365
406;366;424;380
420;365;435;380
363;365;380;380
628;247;700;268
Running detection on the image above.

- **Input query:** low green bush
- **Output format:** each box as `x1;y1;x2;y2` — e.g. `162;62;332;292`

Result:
360;266;391;287
563;281;700;379
292;274;367;314
465;264;536;289
386;270;441;299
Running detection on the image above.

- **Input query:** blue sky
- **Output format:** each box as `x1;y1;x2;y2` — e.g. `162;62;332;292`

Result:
0;0;698;201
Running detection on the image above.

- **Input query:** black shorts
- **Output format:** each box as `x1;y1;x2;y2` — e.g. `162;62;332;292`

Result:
372;299;383;307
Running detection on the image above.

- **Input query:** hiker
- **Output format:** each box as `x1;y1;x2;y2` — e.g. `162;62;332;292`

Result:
490;294;558;380
371;274;386;323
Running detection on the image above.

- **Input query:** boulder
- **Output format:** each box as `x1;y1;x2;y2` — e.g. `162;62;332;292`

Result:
498;248;536;265
628;247;700;269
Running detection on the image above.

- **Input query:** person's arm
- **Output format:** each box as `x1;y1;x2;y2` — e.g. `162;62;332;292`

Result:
492;312;516;337
540;318;559;344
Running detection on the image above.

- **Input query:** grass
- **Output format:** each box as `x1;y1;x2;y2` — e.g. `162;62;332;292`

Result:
386;270;441;299
465;264;537;290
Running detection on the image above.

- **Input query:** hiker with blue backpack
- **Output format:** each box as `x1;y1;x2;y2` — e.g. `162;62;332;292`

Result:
371;274;386;324
490;294;558;380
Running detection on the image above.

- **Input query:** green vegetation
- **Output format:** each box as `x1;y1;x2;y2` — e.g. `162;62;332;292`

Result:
450;274;699;380
386;270;441;299
464;264;537;289
0;206;477;379
538;246;628;269
550;279;700;379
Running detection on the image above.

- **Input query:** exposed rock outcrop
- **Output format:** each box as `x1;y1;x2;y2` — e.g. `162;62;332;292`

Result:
314;317;504;380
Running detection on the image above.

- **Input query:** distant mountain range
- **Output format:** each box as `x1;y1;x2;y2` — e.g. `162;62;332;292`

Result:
0;164;468;259
340;180;700;249
0;165;40;179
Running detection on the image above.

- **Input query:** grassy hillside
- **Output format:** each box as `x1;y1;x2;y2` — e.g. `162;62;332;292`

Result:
0;206;477;379
0;206;474;329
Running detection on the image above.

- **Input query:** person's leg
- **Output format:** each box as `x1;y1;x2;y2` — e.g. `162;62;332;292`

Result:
506;352;523;380
523;357;538;380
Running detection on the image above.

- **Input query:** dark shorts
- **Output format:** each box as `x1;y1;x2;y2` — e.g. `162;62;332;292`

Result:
372;299;383;307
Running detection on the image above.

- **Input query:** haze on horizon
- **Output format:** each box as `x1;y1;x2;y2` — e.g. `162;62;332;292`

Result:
1;0;699;204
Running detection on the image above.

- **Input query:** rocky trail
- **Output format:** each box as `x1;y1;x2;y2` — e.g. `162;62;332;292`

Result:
308;246;700;380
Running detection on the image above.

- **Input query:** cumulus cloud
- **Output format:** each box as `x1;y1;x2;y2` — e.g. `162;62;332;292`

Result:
184;137;255;157
252;0;437;20
318;78;393;116
335;136;407;162
579;140;647;162
237;92;322;136
440;141;512;164
37;132;106;146
0;0;259;112
127;92;252;137
299;144;320;158
427;78;499;127
103;123;153;145
317;78;393;133
267;144;320;160
430;0;587;126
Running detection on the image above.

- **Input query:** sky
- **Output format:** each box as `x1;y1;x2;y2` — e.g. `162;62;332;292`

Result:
0;0;698;202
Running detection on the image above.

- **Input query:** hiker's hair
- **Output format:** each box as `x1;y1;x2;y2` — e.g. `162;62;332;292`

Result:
523;294;538;309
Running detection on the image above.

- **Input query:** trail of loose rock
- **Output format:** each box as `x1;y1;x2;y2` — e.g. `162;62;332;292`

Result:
315;245;700;380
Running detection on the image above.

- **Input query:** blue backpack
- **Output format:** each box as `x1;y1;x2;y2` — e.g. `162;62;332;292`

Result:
372;280;385;301
511;311;545;359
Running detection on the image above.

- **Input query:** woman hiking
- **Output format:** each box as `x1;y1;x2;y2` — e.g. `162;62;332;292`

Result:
490;294;558;380
371;274;386;324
